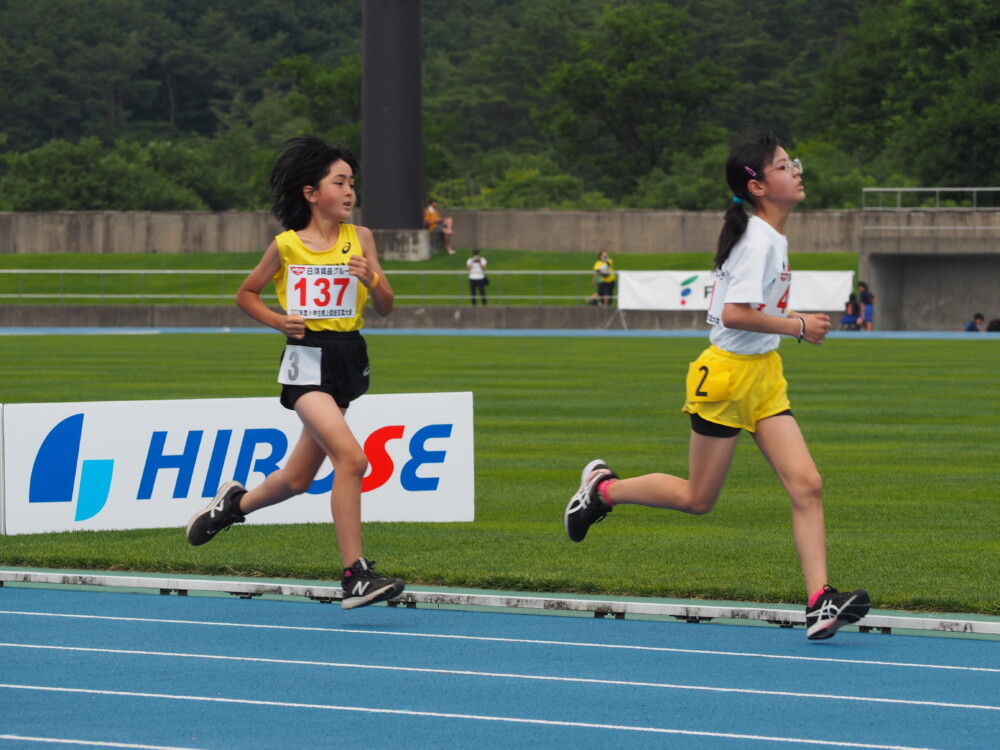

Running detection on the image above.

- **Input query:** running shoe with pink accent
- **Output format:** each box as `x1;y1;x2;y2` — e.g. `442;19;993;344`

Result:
564;459;617;542
806;585;871;640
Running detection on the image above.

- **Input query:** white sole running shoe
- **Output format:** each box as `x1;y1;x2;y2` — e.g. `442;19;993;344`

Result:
564;459;616;542
341;557;406;610
185;480;246;546
806;586;871;640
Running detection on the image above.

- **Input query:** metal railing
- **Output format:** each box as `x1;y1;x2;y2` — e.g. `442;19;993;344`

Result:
0;269;602;306
862;187;1000;210
861;188;1000;235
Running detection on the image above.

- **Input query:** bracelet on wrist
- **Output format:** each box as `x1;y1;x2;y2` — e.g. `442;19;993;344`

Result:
795;315;805;343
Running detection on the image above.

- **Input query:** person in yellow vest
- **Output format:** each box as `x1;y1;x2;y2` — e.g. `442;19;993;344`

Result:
589;250;616;306
424;198;455;254
185;136;404;611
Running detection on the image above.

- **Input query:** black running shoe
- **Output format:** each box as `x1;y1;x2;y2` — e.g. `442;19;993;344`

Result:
806;586;871;640
564;459;617;542
341;557;405;610
185;481;247;546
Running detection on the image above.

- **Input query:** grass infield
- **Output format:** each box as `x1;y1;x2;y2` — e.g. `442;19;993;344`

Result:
1;332;997;615
0;250;858;307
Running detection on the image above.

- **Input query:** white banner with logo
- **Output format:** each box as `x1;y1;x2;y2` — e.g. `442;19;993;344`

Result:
0;393;474;535
617;271;854;312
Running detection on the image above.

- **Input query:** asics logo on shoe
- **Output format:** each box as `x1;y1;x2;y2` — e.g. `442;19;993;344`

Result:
819;593;856;619
566;496;586;513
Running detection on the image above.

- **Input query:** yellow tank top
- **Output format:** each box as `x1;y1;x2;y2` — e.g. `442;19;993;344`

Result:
272;224;368;332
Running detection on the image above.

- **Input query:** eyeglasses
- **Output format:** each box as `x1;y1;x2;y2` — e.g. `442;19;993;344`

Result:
769;157;803;176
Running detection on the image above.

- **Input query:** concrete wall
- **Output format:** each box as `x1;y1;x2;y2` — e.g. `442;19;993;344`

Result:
0;208;862;256
448;208;862;255
2;208;997;331
865;254;1000;331
0;211;282;255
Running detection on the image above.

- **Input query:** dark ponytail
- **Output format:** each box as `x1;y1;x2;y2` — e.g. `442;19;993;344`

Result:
713;132;781;269
715;202;749;270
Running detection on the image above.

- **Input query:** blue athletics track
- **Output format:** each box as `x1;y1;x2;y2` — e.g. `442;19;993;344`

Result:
1;580;998;750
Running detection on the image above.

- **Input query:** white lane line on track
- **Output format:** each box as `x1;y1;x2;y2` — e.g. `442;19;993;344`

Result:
0;683;946;750
1;642;996;713
1;609;995;674
0;735;200;749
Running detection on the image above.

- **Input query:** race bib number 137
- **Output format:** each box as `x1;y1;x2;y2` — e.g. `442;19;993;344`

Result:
286;265;358;319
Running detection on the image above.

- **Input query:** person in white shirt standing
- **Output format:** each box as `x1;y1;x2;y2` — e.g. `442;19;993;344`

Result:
564;132;870;641
467;249;488;305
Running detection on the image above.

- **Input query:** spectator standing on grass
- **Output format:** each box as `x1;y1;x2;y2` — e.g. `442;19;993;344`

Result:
857;281;875;331
588;250;616;306
424;198;455;255
185;136;404;611
467;248;488;305
564;132;870;641
964;313;984;332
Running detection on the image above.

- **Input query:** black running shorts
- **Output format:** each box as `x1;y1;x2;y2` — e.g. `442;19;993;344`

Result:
277;330;370;410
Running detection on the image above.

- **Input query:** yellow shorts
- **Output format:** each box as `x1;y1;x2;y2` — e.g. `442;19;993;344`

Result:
681;345;790;433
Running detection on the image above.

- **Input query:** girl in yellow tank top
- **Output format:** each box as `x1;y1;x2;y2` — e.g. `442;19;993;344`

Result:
271;223;371;332
185;136;404;611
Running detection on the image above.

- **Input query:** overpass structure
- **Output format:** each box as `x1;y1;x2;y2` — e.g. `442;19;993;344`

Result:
859;188;1000;331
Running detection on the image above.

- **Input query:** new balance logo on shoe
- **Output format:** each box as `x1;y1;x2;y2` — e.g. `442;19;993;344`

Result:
350;580;371;597
340;557;405;610
185;481;246;547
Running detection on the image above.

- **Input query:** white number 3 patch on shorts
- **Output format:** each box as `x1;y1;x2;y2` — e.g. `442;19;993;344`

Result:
278;345;322;386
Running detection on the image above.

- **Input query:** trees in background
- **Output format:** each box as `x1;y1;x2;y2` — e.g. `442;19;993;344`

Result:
0;0;996;211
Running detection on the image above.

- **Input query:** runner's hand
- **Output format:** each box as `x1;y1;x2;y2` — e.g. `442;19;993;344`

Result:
802;313;831;344
280;314;306;340
348;255;376;287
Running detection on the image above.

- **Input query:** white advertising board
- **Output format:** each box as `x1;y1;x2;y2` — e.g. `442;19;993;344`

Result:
1;393;474;535
617;270;854;312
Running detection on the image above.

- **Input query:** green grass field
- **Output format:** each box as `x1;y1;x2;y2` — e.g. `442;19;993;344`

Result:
1;332;997;615
0;250;859;306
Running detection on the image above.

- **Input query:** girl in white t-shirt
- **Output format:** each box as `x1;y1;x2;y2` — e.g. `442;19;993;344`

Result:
564;132;869;640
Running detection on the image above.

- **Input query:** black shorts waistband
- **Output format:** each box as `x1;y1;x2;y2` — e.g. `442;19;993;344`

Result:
286;329;363;345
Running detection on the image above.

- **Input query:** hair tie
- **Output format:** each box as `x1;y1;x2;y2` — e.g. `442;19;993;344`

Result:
731;196;744;204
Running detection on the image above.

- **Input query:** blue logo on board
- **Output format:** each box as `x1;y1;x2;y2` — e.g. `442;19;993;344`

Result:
27;413;455;524
29;414;114;521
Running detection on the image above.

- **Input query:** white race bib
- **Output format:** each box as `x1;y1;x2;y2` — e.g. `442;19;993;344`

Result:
285;265;358;319
278;345;321;386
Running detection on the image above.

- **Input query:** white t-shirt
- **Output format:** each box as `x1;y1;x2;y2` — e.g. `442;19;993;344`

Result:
467;256;487;280
706;216;792;355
